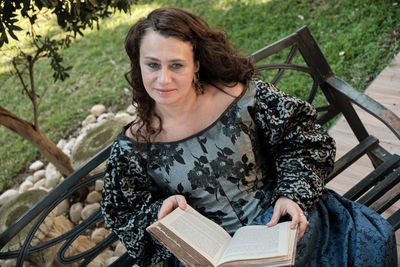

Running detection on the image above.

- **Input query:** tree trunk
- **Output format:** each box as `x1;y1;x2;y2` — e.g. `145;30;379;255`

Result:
0;105;74;177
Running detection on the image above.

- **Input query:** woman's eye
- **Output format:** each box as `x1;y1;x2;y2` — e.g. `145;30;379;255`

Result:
147;63;159;69
171;63;183;70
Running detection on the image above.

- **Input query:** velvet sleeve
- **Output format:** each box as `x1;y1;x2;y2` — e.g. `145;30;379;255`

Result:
101;137;171;266
252;79;336;211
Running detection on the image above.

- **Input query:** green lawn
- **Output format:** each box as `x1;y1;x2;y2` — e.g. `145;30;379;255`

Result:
0;0;399;191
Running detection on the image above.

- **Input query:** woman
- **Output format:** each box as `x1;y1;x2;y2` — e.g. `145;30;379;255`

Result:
101;7;397;267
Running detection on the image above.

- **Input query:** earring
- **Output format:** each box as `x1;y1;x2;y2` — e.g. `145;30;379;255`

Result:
193;72;204;95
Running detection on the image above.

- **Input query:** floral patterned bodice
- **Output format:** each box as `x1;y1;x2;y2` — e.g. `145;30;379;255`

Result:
101;79;336;266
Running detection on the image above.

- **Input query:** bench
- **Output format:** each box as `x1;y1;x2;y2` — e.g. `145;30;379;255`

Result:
0;25;399;266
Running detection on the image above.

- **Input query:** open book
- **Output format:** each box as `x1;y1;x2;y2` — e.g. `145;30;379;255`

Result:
146;205;298;267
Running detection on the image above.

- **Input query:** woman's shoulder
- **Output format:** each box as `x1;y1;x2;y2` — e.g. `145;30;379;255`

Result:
109;124;137;156
251;78;282;97
250;77;311;108
229;78;267;105
232;77;275;99
205;81;244;101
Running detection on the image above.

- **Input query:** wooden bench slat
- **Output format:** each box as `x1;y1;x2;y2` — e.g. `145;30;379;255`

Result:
343;154;400;201
369;183;400;214
326;135;379;183
387;209;400;231
357;167;400;207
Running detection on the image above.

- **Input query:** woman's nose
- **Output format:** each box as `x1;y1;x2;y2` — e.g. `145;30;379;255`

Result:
159;67;172;84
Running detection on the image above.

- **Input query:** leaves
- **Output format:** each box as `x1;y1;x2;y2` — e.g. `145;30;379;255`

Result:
0;0;136;49
1;0;135;87
0;30;9;47
222;147;234;155
198;156;208;164
227;176;237;184
177;183;184;193
218;186;226;196
205;187;215;194
174;150;185;164
165;165;170;175
197;136;208;153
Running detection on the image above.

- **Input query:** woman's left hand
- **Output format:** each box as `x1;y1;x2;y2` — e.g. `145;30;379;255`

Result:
266;196;308;241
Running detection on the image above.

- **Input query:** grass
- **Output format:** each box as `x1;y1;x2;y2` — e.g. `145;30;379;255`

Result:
0;0;399;191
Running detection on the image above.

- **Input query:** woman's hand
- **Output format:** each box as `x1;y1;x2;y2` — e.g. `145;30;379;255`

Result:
158;195;187;220
266;196;308;241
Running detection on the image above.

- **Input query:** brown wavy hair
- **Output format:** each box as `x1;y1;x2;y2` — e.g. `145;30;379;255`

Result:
124;7;255;145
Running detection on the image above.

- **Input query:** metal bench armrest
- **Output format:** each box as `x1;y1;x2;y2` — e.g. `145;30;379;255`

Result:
326;75;400;140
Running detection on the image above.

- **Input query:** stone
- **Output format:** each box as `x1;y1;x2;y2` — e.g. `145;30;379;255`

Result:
0;189;48;251
35;186;50;192
95;179;104;192
29;160;45;171
60;234;102;267
19;180;34;193
115;112;133;120
100;249;114;261
57;138;67;149
114;241;127;257
28;215;73;267
91;228;110;244
81;203;100;220
26;175;34;182
87;255;105;267
105;256;119;266
28;220;102;267
97;112;114;122
44;175;60;189
33;169;46;182
0;189;19;207
63;137;76;156
3;259;17;267
69;202;83;224
91;104;107;117
45;164;62;188
34;228;46;244
55;199;70;216
86;191;102;204
111;240;119;248
82;114;97;128
33;178;45;189
31;211;56;246
126;104;136;115
40;212;55;233
71;115;134;172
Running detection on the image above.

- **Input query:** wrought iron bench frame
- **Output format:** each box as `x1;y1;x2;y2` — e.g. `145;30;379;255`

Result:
1;26;399;266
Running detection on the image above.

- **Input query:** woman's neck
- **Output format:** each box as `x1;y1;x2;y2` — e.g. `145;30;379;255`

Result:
154;90;199;124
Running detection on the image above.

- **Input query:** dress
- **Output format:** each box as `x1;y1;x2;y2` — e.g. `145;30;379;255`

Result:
101;79;397;266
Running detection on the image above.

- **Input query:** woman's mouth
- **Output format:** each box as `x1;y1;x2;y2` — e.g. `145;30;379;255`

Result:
155;88;175;95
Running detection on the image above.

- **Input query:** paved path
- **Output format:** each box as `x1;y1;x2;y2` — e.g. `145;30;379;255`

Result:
327;52;400;261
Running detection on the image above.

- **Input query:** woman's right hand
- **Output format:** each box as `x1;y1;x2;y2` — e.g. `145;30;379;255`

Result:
158;194;187;220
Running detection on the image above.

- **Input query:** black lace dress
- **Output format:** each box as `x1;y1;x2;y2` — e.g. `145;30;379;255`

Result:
101;79;397;266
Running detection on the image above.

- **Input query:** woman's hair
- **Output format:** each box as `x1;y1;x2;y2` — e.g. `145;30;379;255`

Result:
125;7;255;145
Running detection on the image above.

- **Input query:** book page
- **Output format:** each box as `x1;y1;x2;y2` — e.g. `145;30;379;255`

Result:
153;224;215;265
161;206;232;265
217;222;294;265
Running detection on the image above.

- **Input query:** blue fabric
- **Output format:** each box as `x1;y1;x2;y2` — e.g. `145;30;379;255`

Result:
163;189;397;267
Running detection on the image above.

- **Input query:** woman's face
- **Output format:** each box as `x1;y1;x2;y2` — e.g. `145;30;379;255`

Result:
139;29;199;107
